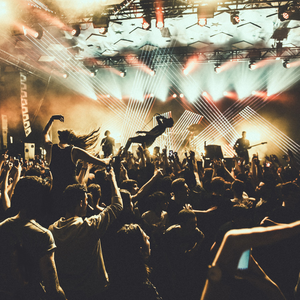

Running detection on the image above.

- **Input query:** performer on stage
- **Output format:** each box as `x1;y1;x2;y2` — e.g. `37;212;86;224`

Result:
123;115;174;152
234;131;250;164
100;130;115;158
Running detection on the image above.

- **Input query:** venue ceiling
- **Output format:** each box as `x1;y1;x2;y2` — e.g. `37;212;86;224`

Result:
0;0;300;78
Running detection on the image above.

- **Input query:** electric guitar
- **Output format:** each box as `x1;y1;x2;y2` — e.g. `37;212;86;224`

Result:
234;142;267;157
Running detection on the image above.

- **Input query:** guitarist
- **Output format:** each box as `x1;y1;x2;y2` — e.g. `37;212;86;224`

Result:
234;131;250;164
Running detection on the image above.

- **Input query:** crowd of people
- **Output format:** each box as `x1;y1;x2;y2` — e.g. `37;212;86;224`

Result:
0;114;300;300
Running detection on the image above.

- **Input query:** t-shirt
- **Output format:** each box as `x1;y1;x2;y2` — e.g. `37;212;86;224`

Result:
49;198;123;298
0;216;56;299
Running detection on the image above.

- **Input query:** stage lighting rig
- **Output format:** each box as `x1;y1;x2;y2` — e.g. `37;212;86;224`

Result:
214;63;221;73
278;2;300;21
71;24;81;37
283;59;291;68
142;15;151;30
230;11;240;25
32;24;43;39
248;61;256;70
197;4;215;27
93;14;109;35
119;69;126;77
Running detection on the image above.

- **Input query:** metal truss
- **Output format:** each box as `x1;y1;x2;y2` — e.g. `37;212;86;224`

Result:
29;0;293;24
89;46;300;67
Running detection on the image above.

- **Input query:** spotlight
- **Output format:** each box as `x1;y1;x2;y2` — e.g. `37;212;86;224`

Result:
214;64;221;73
33;25;43;39
62;72;69;79
172;94;177;98
230;12;240;24
120;69;126;77
278;3;300;21
93;14;109;34
197;4;215;26
155;6;164;29
98;27;108;34
71;24;81;37
248;61;256;70
142;16;151;30
90;69;98;77
179;93;184;98
283;59;290;68
198;18;207;27
150;69;156;76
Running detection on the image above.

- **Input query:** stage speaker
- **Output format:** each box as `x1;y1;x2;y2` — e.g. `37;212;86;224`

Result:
24;143;35;160
205;144;223;159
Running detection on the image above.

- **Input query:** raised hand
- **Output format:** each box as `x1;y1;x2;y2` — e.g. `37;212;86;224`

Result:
52;115;64;122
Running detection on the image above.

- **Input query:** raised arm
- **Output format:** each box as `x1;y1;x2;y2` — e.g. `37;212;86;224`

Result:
132;168;163;205
71;147;111;167
42;115;64;145
201;221;300;300
1;161;13;211
42;115;64;164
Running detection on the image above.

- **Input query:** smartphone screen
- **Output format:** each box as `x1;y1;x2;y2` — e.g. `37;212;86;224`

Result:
237;249;251;270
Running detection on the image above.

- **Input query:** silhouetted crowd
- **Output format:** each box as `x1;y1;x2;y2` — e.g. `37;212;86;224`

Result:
1;132;300;300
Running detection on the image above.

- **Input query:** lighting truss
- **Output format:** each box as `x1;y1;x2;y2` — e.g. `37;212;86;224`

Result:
90;47;300;68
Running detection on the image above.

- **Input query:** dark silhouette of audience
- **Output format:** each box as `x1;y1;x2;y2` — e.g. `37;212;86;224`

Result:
1;119;300;300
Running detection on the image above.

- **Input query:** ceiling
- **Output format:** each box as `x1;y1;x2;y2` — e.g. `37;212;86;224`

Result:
0;0;300;79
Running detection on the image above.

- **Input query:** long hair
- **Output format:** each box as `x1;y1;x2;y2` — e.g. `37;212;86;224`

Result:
58;127;101;152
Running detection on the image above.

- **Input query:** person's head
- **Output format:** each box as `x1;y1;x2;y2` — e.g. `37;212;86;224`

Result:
172;178;189;202
87;183;101;208
242;131;246;138
12;176;50;219
163;117;174;128
63;184;88;217
58;129;73;144
147;191;169;212
110;223;150;285
178;208;197;231
120;179;139;195
211;176;226;196
104;130;110;137
120;189;133;212
281;182;300;206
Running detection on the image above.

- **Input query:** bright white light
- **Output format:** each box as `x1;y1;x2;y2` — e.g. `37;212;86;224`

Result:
179;93;184;98
172;94;177;98
245;129;261;143
150;70;155;76
183;68;189;75
157;21;164;29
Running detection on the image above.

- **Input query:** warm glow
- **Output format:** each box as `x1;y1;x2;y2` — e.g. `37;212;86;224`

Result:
183;56;198;75
155;4;164;29
198;18;207;27
142;18;150;30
